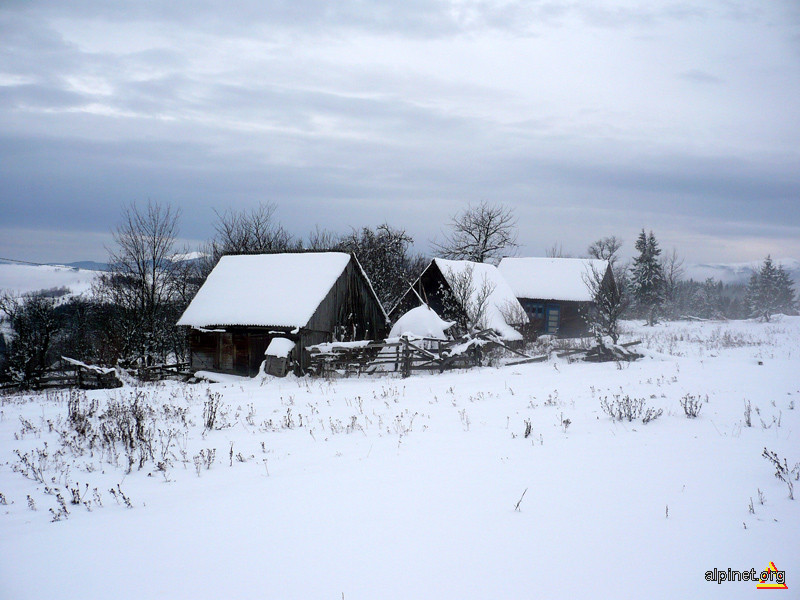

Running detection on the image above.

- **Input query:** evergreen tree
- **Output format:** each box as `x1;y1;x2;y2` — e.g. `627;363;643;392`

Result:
775;264;797;315
630;229;665;325
692;278;723;319
746;256;797;321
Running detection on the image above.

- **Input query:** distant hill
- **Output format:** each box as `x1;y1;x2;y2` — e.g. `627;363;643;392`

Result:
685;258;800;285
58;261;110;271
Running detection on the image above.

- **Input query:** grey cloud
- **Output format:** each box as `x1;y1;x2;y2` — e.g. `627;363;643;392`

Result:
0;84;87;110
1;0;798;264
3;0;715;41
678;69;723;84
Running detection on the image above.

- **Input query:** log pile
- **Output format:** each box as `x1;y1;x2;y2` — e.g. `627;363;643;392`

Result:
582;340;643;362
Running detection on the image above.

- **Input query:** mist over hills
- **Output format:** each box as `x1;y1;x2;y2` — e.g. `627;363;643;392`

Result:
684;258;800;285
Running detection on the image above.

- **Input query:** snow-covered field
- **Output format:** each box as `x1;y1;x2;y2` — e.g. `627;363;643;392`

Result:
1;319;798;599
0;263;100;297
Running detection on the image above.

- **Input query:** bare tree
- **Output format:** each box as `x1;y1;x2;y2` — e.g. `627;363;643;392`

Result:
661;247;685;319
546;242;571;258
582;264;627;344
587;236;623;269
0;291;60;385
96;201;182;365
440;265;496;333
433;201;518;263
169;245;204;307
305;225;340;250
200;202;296;278
339;223;427;308
214;202;294;254
498;299;529;331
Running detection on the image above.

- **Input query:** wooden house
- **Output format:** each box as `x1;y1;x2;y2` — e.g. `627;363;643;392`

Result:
389;258;527;341
497;257;613;337
177;252;388;377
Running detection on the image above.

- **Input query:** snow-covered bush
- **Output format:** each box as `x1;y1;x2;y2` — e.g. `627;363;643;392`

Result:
599;394;662;424
762;448;799;500
679;393;703;418
203;390;222;430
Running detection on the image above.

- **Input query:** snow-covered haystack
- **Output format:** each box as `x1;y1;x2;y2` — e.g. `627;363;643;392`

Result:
388;305;454;340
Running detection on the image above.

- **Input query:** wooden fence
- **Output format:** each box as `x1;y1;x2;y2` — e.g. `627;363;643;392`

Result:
306;330;540;377
0;358;193;393
131;362;193;381
0;358;121;392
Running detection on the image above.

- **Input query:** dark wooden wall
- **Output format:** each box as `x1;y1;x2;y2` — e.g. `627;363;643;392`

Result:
301;260;387;372
189;330;218;371
190;329;287;377
517;299;592;338
306;260;387;342
389;262;468;334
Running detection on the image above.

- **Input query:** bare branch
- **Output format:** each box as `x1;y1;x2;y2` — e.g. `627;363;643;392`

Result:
441;265;496;332
432;201;518;263
587;236;622;269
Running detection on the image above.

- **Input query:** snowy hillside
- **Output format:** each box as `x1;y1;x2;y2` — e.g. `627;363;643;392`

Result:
685;257;800;285
1;318;798;599
0;263;100;297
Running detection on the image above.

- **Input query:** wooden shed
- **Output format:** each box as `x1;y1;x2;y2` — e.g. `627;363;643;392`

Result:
389;258;527;342
497;257;614;337
177;252;388;377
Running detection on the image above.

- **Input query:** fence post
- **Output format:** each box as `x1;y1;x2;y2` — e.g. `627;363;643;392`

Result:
402;338;410;378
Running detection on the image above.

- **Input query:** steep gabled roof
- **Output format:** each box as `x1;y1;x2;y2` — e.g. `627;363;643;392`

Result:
497;257;609;302
177;252;353;329
432;258;527;341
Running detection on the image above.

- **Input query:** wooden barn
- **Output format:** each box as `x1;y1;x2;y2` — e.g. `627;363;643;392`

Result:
389;258;527;341
497;257;613;337
177;252;388;377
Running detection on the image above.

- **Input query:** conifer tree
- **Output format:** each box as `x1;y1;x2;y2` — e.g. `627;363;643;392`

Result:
776;264;797;315
630;229;665;325
747;256;797;321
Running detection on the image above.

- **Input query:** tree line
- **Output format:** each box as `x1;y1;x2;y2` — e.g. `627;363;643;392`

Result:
0;201;796;386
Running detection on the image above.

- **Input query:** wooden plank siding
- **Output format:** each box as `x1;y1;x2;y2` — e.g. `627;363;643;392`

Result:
518;299;589;337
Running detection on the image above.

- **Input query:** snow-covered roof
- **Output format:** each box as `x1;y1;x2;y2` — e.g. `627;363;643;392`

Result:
389;305;454;340
177;252;352;328
497;257;609;302
433;258;527;341
265;337;296;358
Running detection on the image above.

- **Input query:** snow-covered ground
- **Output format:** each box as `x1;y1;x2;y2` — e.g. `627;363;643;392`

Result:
1;318;798;599
0;263;100;297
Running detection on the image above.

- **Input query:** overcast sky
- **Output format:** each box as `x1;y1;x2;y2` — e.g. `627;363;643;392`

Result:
1;0;798;264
